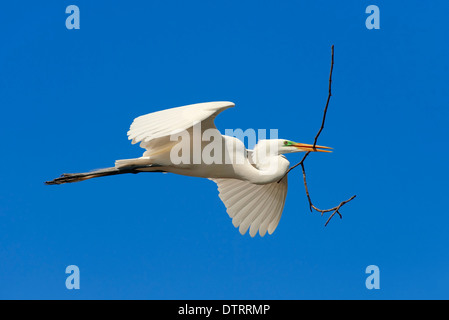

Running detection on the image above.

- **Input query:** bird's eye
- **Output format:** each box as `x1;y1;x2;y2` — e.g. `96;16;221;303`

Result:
284;141;289;145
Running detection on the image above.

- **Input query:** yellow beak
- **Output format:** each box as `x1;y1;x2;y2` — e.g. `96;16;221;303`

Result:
292;142;333;153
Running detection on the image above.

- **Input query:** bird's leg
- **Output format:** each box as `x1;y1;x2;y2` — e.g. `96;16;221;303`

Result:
45;164;164;185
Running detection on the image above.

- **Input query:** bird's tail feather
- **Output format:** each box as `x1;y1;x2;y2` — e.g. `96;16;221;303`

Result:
45;164;163;185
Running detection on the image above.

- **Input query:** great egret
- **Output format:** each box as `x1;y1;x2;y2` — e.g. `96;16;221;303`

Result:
46;101;331;237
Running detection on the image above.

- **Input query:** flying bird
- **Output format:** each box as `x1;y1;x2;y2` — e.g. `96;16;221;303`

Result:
46;101;332;237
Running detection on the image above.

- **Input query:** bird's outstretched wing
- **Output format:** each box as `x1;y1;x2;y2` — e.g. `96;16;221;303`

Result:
210;176;288;237
127;101;234;155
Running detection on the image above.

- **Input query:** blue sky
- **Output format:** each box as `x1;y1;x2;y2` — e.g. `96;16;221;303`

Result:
1;0;448;299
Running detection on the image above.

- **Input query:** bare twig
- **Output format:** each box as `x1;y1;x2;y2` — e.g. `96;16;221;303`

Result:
281;45;334;178
300;161;356;226
282;45;356;226
313;44;334;148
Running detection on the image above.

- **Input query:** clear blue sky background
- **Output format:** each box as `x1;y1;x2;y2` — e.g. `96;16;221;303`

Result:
1;0;448;299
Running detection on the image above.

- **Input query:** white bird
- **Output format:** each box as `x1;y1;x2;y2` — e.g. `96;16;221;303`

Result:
46;101;332;237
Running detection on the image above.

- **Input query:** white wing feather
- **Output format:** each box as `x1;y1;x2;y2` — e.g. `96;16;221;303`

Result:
211;176;288;237
127;101;235;154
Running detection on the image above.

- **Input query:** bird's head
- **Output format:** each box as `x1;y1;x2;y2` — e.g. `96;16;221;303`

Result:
278;139;333;154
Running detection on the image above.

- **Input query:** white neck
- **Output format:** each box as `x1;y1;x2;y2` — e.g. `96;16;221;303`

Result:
236;143;290;184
